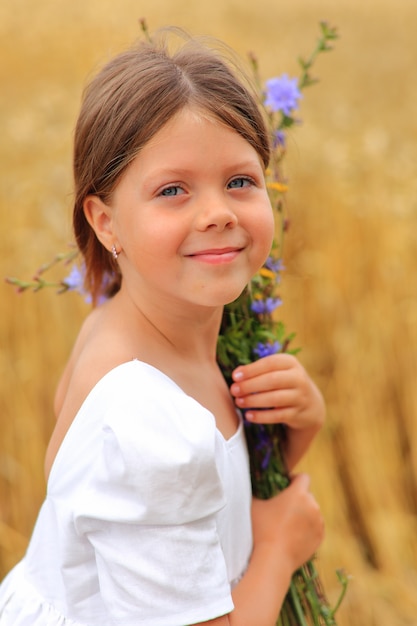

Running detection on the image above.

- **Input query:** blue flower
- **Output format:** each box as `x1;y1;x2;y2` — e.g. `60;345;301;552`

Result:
64;265;86;293
265;257;284;273
253;425;273;469
250;297;282;315
253;341;282;358
64;264;113;305
265;74;302;115
64;264;93;303
250;300;265;314
273;130;286;148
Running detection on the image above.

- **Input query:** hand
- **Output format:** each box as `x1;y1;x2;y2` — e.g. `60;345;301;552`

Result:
251;473;325;573
230;354;325;432
230;354;325;468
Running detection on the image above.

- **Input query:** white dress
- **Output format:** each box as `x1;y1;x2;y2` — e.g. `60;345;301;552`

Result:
0;360;253;626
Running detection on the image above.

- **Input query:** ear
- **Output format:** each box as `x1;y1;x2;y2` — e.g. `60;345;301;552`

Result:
83;195;116;252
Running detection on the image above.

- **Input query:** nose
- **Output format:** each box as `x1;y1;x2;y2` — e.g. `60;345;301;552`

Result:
194;195;238;232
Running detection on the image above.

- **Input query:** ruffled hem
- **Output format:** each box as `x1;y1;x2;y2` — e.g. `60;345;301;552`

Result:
0;562;82;626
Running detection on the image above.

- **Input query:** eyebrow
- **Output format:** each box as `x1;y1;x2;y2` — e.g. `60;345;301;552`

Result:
143;159;264;183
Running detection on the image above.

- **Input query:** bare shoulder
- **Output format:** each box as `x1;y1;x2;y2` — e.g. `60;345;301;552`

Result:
45;301;134;480
53;306;106;416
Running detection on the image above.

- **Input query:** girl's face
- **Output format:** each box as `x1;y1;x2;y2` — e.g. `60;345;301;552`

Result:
101;107;274;314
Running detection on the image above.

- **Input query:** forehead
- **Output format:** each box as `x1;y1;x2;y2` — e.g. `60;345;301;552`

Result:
146;106;228;143
141;105;260;161
142;107;260;162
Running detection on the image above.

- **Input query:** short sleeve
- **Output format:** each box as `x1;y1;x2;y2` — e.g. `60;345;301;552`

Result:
73;362;234;626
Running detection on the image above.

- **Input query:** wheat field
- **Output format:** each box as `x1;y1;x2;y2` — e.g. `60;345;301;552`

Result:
1;0;417;624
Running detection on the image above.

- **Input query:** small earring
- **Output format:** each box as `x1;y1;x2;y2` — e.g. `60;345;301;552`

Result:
111;244;119;260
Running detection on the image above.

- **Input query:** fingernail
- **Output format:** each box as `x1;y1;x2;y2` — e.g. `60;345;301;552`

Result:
245;411;254;421
233;370;244;381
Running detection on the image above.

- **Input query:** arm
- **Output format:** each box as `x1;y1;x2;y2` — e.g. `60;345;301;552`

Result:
229;354;325;469
230;473;324;625
191;474;324;626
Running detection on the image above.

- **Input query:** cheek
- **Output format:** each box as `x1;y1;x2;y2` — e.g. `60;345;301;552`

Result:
125;215;178;254
253;205;275;260
129;220;184;275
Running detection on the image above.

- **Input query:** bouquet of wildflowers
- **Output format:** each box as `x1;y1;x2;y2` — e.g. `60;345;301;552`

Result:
6;21;348;625
217;21;349;626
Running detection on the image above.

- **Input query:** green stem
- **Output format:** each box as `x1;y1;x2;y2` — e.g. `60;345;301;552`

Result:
5;276;71;293
298;22;338;90
34;249;79;277
288;581;309;626
329;571;350;618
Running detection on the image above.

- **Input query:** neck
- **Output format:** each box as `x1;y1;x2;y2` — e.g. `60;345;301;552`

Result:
114;285;224;365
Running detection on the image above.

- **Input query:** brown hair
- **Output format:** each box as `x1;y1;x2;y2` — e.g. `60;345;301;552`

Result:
73;28;271;303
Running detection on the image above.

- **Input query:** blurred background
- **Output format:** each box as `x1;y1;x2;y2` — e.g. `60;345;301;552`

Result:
1;0;417;623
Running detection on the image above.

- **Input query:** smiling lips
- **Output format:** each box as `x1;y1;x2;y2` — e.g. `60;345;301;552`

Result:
187;247;244;265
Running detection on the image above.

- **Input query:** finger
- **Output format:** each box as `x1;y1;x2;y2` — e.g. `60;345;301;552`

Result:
232;353;298;381
243;405;296;424
230;369;296;397
234;388;297;410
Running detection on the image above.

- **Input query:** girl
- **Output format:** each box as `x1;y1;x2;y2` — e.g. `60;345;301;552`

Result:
0;28;325;626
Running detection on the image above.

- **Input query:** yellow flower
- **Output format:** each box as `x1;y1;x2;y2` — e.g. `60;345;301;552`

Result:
267;181;289;193
259;268;276;280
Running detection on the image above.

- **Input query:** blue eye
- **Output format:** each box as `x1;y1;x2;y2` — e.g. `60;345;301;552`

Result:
228;177;253;189
160;185;184;197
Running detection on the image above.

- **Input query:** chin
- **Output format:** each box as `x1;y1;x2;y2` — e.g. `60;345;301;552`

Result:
190;275;251;308
220;285;248;306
